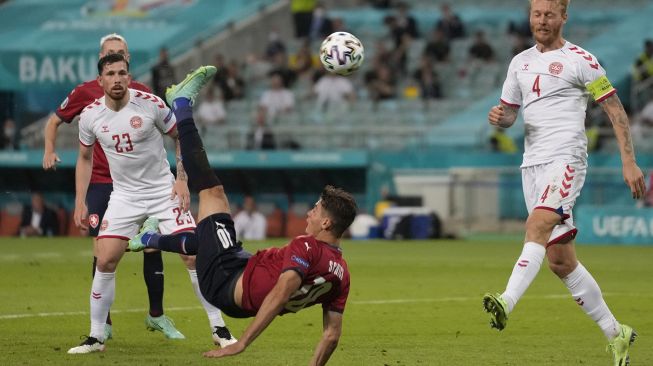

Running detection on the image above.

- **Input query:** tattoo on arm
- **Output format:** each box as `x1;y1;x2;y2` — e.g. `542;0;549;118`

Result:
601;95;635;159
175;140;188;181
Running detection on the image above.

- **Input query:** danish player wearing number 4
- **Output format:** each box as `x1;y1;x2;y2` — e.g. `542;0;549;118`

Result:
483;0;645;365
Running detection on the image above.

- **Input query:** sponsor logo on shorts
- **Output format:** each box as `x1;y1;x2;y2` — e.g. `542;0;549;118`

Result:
130;116;143;129
100;219;109;231
549;62;563;75
89;214;99;229
291;255;309;268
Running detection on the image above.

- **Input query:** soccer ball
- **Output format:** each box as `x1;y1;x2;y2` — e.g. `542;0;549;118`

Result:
319;32;365;76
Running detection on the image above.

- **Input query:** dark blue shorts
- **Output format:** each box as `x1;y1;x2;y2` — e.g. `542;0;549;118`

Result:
86;183;112;237
196;213;252;318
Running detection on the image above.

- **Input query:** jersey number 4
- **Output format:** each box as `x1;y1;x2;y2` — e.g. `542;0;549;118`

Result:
112;133;134;153
532;75;541;97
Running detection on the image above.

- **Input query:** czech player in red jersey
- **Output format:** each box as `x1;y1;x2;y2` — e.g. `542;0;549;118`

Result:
128;66;357;365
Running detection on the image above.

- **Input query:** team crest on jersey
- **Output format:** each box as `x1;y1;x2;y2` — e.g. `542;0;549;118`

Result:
101;125;110;133
130;116;143;129
100;219;109;231
88;214;99;229
549;62;564;75
60;97;69;110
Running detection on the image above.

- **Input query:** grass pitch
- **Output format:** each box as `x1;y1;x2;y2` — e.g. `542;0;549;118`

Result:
0;237;651;365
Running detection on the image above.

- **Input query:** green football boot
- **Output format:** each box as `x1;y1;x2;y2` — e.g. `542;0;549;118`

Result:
128;217;159;252
165;65;217;107
145;314;185;339
482;293;509;331
607;324;637;366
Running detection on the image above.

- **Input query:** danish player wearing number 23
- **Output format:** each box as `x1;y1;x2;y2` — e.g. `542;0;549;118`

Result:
483;0;644;365
71;52;196;353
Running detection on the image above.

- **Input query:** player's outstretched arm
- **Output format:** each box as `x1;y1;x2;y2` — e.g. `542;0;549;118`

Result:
168;128;190;212
309;310;343;366
74;143;93;229
600;94;646;199
203;270;302;359
488;102;518;128
43;113;64;170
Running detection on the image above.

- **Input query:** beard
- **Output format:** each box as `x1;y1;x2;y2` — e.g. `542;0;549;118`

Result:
107;87;127;101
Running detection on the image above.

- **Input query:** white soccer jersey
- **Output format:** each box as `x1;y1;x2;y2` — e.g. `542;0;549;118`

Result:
500;41;615;168
79;89;177;196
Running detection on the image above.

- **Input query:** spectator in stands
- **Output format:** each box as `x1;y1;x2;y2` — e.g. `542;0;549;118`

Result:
489;127;517;153
508;7;532;38
632;39;653;83
469;30;495;62
395;2;419;40
435;3;465;40
265;30;287;62
423;28;450;63
259;72;295;122
196;87;226;135
413;55;442;100
632;97;653;148
313;72;356;112
1;117;18;150
308;3;333;42
220;61;246;102
246;107;276;150
213;53;230;93
19;192;59;237
383;15;413;75
243;53;273;85
365;63;397;101
269;51;297;88
289;39;319;80
151;47;176;100
234;195;267;240
291;0;316;38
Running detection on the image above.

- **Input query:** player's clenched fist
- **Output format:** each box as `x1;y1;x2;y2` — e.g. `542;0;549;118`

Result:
488;104;505;126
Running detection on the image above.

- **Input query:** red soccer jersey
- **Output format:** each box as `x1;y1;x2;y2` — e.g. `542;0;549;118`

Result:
55;80;151;183
241;235;350;315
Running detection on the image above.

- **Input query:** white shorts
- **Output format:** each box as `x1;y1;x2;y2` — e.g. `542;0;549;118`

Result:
98;191;196;240
521;159;587;245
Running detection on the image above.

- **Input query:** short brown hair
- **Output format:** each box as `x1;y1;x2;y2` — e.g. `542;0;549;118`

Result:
97;53;129;75
320;185;357;238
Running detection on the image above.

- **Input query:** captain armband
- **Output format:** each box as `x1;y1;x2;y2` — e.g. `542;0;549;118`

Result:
586;75;616;102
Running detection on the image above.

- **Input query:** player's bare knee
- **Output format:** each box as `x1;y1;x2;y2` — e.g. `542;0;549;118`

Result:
547;259;575;278
179;253;196;269
95;258;118;273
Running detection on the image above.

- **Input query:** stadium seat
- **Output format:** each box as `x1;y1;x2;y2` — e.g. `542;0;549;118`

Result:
285;203;309;238
0;209;22;236
265;207;285;238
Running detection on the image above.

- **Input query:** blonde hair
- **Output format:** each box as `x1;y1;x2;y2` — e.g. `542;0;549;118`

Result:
99;33;127;49
530;0;569;14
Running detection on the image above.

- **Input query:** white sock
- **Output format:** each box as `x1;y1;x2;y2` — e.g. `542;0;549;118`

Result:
188;269;226;328
562;262;620;339
501;242;546;313
90;270;116;341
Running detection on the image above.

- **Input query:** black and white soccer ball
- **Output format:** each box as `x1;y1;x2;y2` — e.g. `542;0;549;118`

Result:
319;32;365;76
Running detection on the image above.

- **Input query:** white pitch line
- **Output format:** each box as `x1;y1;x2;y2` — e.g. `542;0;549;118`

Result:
0;306;202;320
2;293;648;320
